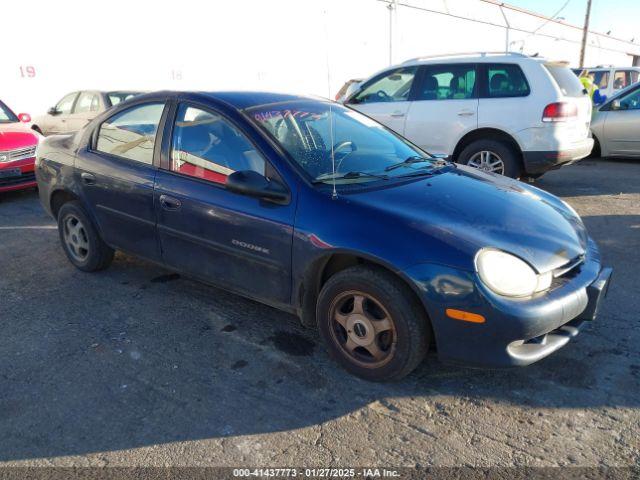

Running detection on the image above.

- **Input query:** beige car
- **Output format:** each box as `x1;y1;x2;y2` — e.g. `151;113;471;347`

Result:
32;91;140;136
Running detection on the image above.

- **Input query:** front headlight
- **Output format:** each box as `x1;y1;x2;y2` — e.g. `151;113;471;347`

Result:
475;249;552;298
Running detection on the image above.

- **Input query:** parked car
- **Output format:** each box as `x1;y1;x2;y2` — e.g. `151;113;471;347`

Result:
32;90;141;136
35;91;612;381
344;52;593;179
572;66;640;99
0;99;40;193
335;79;363;102
590;82;640;158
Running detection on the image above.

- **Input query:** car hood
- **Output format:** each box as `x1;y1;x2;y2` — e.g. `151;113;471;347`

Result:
348;165;588;273
0;124;39;151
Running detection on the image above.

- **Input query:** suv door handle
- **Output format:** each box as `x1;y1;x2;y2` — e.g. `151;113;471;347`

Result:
159;194;182;211
390;111;405;118
81;172;96;185
457;110;475;117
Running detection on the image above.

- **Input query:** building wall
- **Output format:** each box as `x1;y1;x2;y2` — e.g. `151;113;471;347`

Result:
2;0;639;116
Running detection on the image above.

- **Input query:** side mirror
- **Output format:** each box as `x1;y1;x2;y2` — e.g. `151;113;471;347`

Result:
48;107;59;115
18;113;31;123
226;170;289;203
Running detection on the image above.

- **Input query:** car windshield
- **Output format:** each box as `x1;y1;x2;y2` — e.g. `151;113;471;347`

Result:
0;100;19;124
248;101;441;184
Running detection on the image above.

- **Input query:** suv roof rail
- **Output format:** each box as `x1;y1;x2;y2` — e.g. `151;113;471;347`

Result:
402;51;530;64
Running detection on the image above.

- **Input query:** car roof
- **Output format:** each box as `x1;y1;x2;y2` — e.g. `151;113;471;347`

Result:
199;91;317;110
401;52;547;67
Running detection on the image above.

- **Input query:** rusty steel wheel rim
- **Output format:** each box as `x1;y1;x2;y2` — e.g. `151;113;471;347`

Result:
328;290;397;369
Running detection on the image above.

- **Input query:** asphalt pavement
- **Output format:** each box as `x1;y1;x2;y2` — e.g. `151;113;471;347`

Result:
0;158;638;469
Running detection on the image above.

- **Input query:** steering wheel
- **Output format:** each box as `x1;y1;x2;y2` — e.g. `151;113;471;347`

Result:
375;90;392;101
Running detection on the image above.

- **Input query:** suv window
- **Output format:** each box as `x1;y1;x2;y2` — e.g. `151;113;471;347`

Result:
613;70;639;90
415;64;476;101
170;104;265;185
96;103;165;165
74;92;100;113
592;71;610;89
544;64;586;97
485;64;530;98
351;67;417;104
56;93;77;114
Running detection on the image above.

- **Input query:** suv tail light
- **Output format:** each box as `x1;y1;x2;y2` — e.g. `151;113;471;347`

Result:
542;102;578;122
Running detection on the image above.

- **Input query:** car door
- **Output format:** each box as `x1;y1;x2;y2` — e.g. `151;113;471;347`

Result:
154;101;295;304
603;86;640;156
45;92;78;135
402;63;478;155
75;101;169;261
67;91;102;132
345;66;417;135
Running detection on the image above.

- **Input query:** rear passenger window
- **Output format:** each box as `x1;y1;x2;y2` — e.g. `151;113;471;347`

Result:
486;64;530;98
96;103;165;165
170;104;265;185
613;70;638;90
592;71;610;89
415;65;476;101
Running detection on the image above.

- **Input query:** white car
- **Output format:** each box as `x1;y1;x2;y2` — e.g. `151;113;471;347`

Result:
573;66;640;100
344;52;594;178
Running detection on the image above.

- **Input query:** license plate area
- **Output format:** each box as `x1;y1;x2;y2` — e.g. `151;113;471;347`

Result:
0;168;22;179
578;267;613;321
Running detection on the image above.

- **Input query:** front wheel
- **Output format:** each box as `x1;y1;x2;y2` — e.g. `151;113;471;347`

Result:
458;139;521;178
57;201;114;272
317;266;430;381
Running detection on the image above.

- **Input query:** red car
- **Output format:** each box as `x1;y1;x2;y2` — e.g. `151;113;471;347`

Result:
0;99;40;193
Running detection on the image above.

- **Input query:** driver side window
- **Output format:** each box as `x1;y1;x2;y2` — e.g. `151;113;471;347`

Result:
56;93;78;114
351;67;417;104
170;104;266;185
619;88;640;111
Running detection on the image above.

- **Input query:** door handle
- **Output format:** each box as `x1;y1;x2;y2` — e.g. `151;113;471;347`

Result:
81;172;96;185
457;110;475;117
390;111;405;118
159;194;182;211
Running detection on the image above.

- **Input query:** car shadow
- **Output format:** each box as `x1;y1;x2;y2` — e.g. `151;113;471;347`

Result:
536;158;640;197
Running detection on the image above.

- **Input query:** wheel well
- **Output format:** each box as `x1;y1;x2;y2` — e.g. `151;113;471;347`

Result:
452;128;523;163
298;254;436;346
591;134;601;158
50;190;78;219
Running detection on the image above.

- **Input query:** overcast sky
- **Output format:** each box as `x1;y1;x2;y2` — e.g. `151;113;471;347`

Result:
506;0;639;41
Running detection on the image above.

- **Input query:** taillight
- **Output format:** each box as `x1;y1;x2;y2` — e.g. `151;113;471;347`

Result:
542;102;578;122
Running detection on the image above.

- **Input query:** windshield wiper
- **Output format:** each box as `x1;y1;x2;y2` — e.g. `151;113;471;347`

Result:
384;155;439;172
312;171;389;184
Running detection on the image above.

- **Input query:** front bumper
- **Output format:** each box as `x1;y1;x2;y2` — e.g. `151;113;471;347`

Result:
522;138;594;175
404;237;612;367
0;157;37;193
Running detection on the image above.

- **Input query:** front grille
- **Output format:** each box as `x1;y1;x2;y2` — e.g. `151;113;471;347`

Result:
550;255;585;289
0;145;37;163
0;171;36;187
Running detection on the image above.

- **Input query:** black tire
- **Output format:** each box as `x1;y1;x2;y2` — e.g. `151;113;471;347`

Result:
317;266;430;382
458;139;522;178
590;136;602;159
57;201;114;272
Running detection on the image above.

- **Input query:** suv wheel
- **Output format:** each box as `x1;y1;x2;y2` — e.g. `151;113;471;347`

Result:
458;139;521;178
317;266;430;381
57;201;114;272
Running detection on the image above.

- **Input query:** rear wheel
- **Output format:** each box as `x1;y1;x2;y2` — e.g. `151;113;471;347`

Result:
458;139;521;178
57;201;114;272
317;266;430;381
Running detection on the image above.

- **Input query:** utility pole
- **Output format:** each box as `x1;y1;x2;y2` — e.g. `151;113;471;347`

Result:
579;0;593;67
388;0;398;65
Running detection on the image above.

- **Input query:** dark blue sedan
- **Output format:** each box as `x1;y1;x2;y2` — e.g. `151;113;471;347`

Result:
35;91;612;381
